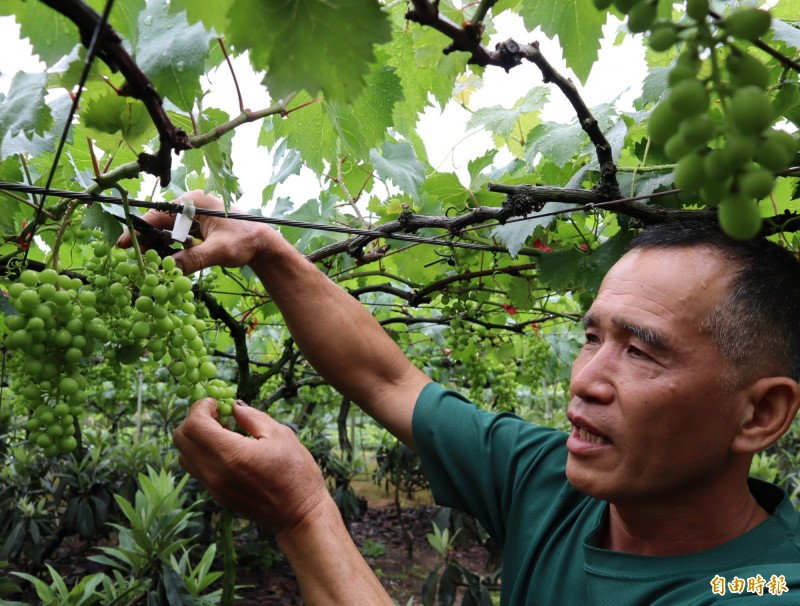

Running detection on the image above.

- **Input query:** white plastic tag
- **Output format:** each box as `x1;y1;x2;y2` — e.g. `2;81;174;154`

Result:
171;198;195;243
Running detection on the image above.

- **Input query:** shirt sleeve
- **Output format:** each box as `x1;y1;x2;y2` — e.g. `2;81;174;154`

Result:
412;382;570;545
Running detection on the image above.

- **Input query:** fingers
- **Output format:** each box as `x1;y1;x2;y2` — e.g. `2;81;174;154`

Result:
116;209;176;248
232;400;287;440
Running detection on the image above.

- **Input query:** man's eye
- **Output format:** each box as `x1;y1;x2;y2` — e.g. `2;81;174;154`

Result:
584;333;600;345
627;345;650;360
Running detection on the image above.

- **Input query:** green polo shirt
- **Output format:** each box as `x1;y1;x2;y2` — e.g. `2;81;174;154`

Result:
412;383;800;605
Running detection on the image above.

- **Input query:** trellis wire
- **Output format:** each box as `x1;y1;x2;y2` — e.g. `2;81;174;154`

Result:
0;182;560;254
22;0;116;265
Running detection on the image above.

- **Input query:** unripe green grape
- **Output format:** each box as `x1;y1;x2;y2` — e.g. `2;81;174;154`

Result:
59;377;79;396
39;269;58;285
593;0;613;9
7;314;26;330
678;114;714;146
181;325;197;340
171;361;187;377
217;400;233;417
144;248;161;263
199;361;217;380
738;167;775;199
668;79;709;117
648;23;677;51
23;358;42;376
8;282;25;298
756;130;798;171
93;242;109;258
184;355;199;369
730;86;773;135
727;52;770;90
627;2;656;33
54;402;70;417
47;424;64;438
718;195;762;240
64;347;83;364
173;276;193;294
78;291;96;306
131;321;150;339
648;101;680;145
723;135;756;168
685;0;708;20
38;283;56;301
59;436;78;453
664;134;694;161
176;384;191;398
674;153;707;191
66;318;83;334
723;8;772;42
20;269;39;287
109;282;125;297
153;284;169;302
185;368;200;383
53;329;72;348
189;337;205;354
162;256;177;272
36;433;53;448
18;289;40;309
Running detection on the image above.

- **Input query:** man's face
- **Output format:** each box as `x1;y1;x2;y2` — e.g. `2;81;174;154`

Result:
565;247;748;504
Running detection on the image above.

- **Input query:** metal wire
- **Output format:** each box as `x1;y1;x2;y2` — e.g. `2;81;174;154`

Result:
0;182;533;254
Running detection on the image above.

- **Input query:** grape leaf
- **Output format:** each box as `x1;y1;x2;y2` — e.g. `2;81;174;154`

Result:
467;87;549;139
770;18;800;50
82;204;125;244
273;94;336;173
195;108;240;204
227;0;392;103
324;64;403;158
370;142;426;197
0;1;79;67
81;91;153;151
0;72;51;142
517;0;605;84
167;0;233;34
87;0;147;50
135;0;214;112
491;202;564;257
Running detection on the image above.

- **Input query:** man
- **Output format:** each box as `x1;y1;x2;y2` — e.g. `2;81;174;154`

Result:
121;190;800;604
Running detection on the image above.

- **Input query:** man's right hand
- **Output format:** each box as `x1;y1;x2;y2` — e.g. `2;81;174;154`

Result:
116;190;274;275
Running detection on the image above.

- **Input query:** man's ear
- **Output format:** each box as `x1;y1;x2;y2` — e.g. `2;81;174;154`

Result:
732;377;800;454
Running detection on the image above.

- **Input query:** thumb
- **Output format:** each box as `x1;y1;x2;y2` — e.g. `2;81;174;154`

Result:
171;244;211;275
232;401;282;439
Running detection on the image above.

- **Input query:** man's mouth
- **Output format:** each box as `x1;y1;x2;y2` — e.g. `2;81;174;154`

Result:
576;426;611;444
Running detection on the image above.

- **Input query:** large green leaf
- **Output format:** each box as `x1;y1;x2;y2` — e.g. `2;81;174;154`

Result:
517;0;606;84
370;141;426;197
227;0;392;103
167;0;234;34
323;64;403;158
134;0;214;112
81;91;153;151
1;1;79;66
0;72;51;142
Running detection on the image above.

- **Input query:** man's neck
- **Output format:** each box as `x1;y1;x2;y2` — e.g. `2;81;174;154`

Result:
604;484;770;556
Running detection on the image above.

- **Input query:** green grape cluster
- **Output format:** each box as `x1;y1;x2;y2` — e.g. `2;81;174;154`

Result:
4;269;88;456
595;0;799;240
3;242;238;454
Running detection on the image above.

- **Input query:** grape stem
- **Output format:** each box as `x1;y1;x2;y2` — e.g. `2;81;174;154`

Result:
115;185;147;275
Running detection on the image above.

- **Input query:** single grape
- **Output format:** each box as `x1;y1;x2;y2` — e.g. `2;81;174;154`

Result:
718;195;762;240
723;8;772;42
730;86;773;135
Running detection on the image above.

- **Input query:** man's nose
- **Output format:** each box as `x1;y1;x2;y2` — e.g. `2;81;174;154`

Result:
569;346;615;405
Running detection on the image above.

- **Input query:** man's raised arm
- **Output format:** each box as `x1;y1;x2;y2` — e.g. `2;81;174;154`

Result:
119;190;430;448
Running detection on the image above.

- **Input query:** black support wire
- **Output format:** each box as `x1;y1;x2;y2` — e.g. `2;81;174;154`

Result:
0;182;540;255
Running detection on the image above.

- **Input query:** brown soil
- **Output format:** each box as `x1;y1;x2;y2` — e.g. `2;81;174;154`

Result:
234;500;496;605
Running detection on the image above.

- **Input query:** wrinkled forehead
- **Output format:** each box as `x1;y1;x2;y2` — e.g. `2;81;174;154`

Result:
600;247;735;322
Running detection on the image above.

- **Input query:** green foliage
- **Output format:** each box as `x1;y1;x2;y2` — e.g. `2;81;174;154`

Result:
0;0;799;602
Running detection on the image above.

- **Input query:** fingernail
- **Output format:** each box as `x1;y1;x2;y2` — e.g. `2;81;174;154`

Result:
235;399;248;407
